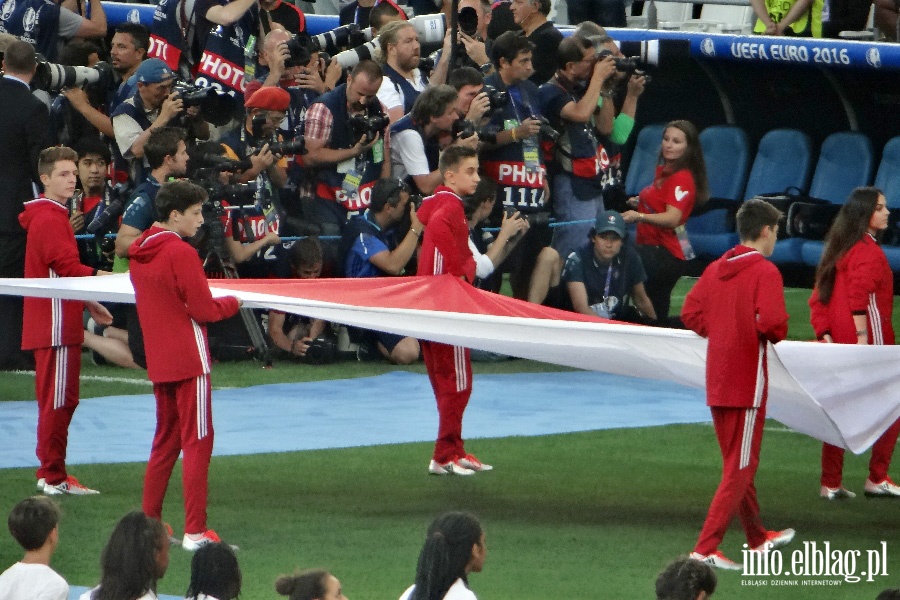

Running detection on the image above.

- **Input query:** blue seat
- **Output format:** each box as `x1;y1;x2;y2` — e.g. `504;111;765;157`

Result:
807;132;875;203
875;137;900;271
743;129;814;265
800;132;875;268
625;123;666;197
687;126;751;259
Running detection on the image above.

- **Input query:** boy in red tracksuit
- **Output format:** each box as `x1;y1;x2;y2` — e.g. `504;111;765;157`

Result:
681;199;794;570
21;147;112;497
128;180;240;551
416;146;487;477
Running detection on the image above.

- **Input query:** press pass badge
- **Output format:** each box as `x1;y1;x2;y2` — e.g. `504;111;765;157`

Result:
371;139;384;163
342;168;363;195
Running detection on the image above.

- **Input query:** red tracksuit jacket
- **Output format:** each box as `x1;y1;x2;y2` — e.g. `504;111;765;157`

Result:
129;226;240;383
809;234;894;345
416;186;476;281
682;245;789;408
19;199;94;350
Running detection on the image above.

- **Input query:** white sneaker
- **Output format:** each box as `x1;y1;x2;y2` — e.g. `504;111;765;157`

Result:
428;459;475;476
821;486;856;500
751;529;796;552
864;478;900;498
689;551;743;571
40;476;99;495
182;529;223;551
457;454;493;472
36;478;45;492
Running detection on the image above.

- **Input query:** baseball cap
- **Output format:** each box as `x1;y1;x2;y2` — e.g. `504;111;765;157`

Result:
595;211;626;238
132;58;175;84
244;86;290;111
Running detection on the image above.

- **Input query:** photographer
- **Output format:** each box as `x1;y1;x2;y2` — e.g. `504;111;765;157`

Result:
60;24;150;142
464;178;528;291
448;66;491;124
114;127;189;264
111;59;209;184
340;178;421;364
430;0;495;85
188;141;283;276
480;31;550;299
268;237;331;360
70;136;116;270
377;21;428;122
304;60;391;234
538;35;617;261
391;84;477;196
220;86;289;190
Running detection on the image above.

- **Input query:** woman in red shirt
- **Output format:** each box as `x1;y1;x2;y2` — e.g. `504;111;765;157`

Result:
623;120;709;323
809;187;900;500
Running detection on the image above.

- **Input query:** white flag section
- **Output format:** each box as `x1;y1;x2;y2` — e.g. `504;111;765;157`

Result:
2;273;900;454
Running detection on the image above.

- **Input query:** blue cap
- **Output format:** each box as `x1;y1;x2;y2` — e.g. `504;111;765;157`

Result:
595;211;626;238
131;58;175;85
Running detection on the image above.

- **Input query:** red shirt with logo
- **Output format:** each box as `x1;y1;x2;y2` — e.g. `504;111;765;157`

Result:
636;166;696;260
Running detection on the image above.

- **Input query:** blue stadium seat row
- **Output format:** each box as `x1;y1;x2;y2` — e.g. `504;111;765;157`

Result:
627;125;900;271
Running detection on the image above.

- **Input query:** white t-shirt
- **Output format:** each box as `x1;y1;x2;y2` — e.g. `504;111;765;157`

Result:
0;563;68;600
80;588;159;600
399;578;477;600
391;128;431;181
376;68;428;115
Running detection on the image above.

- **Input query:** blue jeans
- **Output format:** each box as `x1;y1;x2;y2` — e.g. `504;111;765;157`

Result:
550;172;604;262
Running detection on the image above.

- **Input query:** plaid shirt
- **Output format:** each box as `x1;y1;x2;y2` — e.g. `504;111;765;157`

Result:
304;101;391;148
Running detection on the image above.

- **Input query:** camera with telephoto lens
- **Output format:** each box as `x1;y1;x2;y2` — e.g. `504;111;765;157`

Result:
349;111;390;143
86;181;132;235
504;206;551;227
249;115;307;157
32;60;116;93
286;25;360;68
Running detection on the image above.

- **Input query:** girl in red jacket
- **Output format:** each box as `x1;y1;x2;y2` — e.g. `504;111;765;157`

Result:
809;187;899;500
622;120;709;323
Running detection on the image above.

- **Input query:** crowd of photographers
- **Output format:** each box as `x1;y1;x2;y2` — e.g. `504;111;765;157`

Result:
0;0;657;370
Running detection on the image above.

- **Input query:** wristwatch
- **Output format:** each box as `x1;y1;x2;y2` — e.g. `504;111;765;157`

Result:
480;62;493;75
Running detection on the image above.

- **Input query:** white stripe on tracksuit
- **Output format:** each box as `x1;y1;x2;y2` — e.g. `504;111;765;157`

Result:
453;345;467;392
53;346;67;409
49;269;62;348
868;293;883;345
189;319;211;440
195;374;210;440
739;342;765;469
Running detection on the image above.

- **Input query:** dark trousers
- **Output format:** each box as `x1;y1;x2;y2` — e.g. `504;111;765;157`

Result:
637;244;685;322
0;232;29;370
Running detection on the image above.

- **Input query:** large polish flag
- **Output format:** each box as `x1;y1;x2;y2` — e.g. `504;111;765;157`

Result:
2;273;899;454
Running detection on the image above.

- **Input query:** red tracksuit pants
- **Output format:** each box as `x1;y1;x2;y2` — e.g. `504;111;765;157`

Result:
694;405;768;555
34;345;81;484
142;374;213;535
821;417;900;488
422;341;472;464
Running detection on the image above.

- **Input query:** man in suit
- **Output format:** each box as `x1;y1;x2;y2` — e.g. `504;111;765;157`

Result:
0;41;52;370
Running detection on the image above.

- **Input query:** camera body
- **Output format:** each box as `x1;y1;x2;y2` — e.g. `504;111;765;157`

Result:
349;112;390;143
482;84;509;113
503;207;551;227
86;182;132;235
301;336;339;364
249;115;307;157
532;115;561;143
